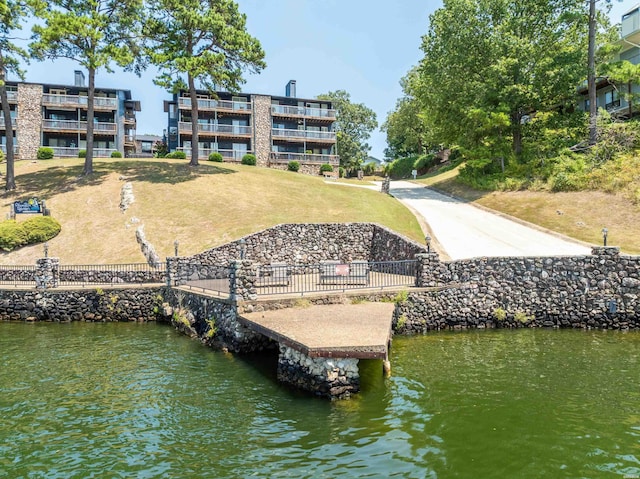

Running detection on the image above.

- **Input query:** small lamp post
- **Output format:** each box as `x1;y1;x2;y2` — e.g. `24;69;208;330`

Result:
601;227;608;247
43;242;49;258
174;239;179;257
239;238;246;260
425;235;432;254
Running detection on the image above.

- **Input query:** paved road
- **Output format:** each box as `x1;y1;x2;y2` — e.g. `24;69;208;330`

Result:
389;181;592;260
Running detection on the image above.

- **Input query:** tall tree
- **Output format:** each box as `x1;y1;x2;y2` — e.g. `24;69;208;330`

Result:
145;0;265;167
30;0;145;176
0;0;29;191
317;90;377;172
418;0;588;160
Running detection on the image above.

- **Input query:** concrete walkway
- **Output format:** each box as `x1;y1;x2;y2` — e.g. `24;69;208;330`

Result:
389;181;592;260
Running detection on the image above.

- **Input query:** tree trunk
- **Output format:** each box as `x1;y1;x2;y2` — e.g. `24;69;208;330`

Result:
83;67;95;176
588;0;597;145
188;73;199;167
0;56;16;191
628;81;633;117
511;111;522;157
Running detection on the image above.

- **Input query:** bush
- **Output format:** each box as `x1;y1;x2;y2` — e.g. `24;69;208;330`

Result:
386;155;419;179
319;163;333;173
110;151;122;158
413;154;437;173
241;154;256;166
338;167;345;178
165;151;187;159
0;150;4;162
37;147;54;160
154;141;168;158
208;152;223;162
78;149;86;158
0;216;61;251
287;161;300;172
362;162;377;176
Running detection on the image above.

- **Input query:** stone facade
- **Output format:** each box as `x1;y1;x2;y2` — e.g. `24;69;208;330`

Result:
398;247;640;332
267;162;329;176
252;94;272;167
277;345;360;399
16;83;43;160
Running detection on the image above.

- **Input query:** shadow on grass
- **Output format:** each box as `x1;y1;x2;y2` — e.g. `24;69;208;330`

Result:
1;159;237;200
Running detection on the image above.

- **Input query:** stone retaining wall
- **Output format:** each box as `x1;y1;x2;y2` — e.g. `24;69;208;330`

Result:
267;162;329;176
399;247;640;332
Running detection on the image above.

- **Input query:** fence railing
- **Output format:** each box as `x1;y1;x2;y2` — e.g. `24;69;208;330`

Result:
42;119;117;133
42;94;117;109
177;147;251;160
58;263;167;287
177;97;252;112
271;104;336;119
49;146;118;158
269;152;339;165
253;260;418;296
0;265;37;288
178;122;252;135
272;128;336;141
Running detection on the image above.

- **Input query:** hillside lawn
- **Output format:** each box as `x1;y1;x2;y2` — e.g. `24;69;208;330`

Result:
0;158;424;265
415;168;640;256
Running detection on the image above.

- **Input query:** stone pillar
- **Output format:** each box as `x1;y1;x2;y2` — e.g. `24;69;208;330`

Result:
229;260;257;302
252;94;271;167
381;177;390;194
17;83;44;160
35;257;59;289
277;345;360;399
415;252;441;287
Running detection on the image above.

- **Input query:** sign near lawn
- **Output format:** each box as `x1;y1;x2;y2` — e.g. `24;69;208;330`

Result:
13;198;43;214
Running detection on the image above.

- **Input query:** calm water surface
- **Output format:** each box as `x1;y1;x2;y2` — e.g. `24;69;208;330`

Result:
0;323;638;479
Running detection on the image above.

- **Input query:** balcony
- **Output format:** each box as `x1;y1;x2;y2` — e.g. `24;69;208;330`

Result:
271;105;336;121
5;91;17;103
42;94;118;110
0;117;17;129
272;128;336;142
177;97;252;113
178;121;251;137
0;145;18;154
124;135;136;147
124;114;136;125
42;119;117;134
269;152;339;165
177;147;252;161
48;146;117;158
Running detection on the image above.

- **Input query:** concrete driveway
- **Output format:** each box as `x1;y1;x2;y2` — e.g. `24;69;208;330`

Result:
389;181;592;260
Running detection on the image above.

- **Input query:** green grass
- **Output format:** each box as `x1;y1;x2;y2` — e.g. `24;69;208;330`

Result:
0;158;424;264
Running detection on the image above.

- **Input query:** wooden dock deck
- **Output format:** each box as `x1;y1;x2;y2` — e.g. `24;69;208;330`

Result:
239;302;396;359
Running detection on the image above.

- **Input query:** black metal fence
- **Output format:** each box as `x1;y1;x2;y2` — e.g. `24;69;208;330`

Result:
0;265;37;288
254;260;418;296
58;263;167;287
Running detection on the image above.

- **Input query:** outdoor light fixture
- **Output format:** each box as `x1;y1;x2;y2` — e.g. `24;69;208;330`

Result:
602;227;608;247
239;238;246;260
43;242;49;258
174;239;179;257
426;235;432;253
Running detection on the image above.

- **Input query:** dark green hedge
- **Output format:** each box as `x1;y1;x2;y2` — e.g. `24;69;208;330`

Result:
0;216;62;251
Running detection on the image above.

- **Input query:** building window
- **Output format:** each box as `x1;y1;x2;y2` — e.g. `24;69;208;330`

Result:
605;90;620;110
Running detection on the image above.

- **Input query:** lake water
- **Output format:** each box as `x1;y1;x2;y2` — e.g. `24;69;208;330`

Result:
0;323;638;479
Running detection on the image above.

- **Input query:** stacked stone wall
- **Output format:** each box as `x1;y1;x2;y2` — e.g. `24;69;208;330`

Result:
267;162;326;176
252;94;271;167
16;83;43;160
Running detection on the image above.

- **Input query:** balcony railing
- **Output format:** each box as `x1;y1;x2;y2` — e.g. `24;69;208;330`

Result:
42;119;117;133
177;97;252;112
270;152;339;165
49;146;118;157
605;99;622;111
0;144;18;154
177;147;251;160
42;94;118;110
0;117;17;129
178;121;252;135
271;104;336;119
272;128;336;141
5;91;17;102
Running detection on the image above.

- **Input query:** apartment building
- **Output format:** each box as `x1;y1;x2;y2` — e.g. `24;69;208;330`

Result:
0;71;140;159
164;80;339;173
579;6;640;117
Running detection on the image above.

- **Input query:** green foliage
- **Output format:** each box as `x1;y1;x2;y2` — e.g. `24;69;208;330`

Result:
493;307;507;322
385;156;419;179
319;163;333;173
0;150;4;162
110;151;122;158
287;161;300;172
165;151;186;159
205;317;217;339
241;154;256;166
413;154;436;173
362;162;376;176
37;147;54;160
338;167;345;178
0;216;61;251
145;0;265;167
393;290;408;303
78;149;86;158
208;152;223;162
514;311;534;324
317;90;377;172
396;314;407;330
153;141;168;158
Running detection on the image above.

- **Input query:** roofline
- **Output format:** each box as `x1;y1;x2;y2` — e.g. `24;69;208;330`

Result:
173;88;334;107
4;79;133;97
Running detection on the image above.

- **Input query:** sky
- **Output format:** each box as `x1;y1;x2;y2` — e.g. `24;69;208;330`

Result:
11;0;636;160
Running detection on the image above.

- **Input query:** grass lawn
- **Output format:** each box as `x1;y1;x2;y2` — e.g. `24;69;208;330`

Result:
415;169;640;255
0;158;424;264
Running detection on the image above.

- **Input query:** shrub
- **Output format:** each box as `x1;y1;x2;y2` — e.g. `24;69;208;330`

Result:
165;151;186;159
386;155;419;179
208;152;223;162
338;167;345;178
493;307;507;322
413;154;437;173
154;141;168;158
0;216;60;251
110;151;122;158
319;163;333;173
0;221;28;251
241;153;256;166
78;149;86;158
362;162;376;176
37;147;54;160
287;161;300;172
0;150;4;162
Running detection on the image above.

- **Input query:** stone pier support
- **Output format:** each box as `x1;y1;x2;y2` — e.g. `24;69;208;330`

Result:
35;257;59;289
276;345;360;399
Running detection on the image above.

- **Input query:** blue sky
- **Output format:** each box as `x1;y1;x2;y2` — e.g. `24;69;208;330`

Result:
12;0;634;160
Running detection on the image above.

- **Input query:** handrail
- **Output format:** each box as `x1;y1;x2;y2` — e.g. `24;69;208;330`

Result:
42;119;117;133
178;121;251;135
272;128;335;140
42;94;117;108
271;104;336;119
269;152;339;164
177;97;252;112
177;147;252;160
